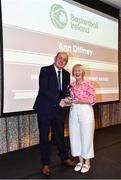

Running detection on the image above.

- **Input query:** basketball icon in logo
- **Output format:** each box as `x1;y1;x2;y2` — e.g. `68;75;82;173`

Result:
50;4;68;29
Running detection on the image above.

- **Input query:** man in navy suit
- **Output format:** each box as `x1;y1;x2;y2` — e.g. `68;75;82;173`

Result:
33;52;75;176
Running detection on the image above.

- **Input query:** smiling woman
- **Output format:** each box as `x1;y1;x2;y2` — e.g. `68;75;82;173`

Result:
68;63;96;173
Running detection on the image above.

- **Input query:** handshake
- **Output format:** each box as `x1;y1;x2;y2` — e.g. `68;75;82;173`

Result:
59;96;73;107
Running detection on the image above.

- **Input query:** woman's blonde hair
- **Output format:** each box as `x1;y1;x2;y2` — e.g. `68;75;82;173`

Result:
72;64;85;77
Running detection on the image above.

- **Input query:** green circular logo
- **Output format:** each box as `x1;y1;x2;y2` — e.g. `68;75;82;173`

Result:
50;4;68;29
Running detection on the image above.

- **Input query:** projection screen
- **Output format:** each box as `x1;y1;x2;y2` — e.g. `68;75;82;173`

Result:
1;0;119;114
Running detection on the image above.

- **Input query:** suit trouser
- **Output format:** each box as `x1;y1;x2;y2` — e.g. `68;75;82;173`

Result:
37;108;69;165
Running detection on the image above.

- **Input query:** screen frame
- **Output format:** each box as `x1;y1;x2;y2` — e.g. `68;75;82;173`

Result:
0;0;120;117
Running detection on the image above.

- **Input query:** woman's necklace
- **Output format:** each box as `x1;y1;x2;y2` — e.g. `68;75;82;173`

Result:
76;79;83;87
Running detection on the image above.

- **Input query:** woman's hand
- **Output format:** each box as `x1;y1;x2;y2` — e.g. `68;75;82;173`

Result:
64;96;73;103
72;98;88;104
72;98;80;104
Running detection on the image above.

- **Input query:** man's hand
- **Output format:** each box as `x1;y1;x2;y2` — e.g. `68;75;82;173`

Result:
63;97;72;106
59;99;67;107
59;97;72;107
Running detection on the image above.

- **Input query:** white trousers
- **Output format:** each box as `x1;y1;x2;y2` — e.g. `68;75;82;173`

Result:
69;104;95;159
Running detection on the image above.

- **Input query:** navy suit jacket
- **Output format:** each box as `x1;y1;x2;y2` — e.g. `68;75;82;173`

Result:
33;64;70;115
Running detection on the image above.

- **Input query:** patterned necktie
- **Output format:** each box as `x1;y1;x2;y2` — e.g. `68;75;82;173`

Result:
57;70;61;91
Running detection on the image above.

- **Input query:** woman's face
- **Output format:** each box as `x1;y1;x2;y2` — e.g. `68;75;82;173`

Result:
73;66;84;80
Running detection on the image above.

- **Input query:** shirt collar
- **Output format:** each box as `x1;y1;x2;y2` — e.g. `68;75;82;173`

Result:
54;64;62;73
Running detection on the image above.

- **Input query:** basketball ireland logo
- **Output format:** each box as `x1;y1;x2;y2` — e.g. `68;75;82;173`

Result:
50;4;68;29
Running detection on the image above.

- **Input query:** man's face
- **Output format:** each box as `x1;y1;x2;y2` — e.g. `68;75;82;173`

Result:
54;52;68;69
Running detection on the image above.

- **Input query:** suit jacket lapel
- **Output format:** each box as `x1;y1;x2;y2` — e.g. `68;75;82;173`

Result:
62;69;66;91
50;64;58;90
